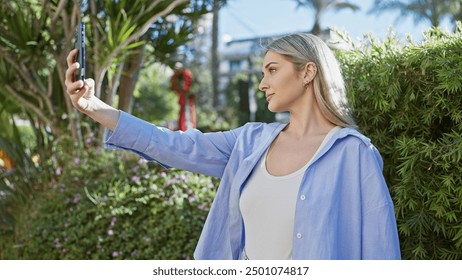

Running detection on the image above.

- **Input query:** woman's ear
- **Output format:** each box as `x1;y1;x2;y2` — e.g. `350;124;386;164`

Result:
303;62;317;84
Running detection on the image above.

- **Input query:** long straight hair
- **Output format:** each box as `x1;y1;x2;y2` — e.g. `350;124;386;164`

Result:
265;33;357;129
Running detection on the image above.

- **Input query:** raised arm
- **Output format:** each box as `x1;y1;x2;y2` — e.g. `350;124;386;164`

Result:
64;49;120;131
65;49;244;177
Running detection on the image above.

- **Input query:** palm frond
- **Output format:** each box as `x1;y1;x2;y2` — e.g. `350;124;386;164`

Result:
331;2;360;12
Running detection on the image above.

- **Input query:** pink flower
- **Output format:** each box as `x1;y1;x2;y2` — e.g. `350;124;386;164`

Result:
110;217;117;227
73;193;81;203
112;251;120;257
108;229;114;236
54;238;62;248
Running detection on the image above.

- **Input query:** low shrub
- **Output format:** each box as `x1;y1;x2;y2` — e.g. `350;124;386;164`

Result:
2;141;217;259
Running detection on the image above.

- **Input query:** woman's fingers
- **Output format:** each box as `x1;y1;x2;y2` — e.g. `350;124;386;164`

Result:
66;49;78;67
66;79;85;95
64;51;96;112
82;79;94;99
64;49;84;93
73;79;95;112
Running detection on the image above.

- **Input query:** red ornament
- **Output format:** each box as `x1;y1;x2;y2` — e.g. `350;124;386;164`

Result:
171;69;193;131
171;69;192;93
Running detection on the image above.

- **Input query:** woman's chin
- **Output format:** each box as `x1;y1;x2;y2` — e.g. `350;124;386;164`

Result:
267;103;283;113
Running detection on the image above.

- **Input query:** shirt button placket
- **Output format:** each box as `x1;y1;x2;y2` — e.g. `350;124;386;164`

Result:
297;195;305;241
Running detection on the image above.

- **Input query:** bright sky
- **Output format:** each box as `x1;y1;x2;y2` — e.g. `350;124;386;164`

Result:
219;0;454;43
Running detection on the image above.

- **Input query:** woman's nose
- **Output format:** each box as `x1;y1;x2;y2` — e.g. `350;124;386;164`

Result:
258;78;268;91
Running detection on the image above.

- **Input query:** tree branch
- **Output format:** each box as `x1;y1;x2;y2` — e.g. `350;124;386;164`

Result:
90;0;101;95
5;85;52;126
45;75;56;118
0;47;39;93
133;0;163;23
95;0;188;97
51;0;68;26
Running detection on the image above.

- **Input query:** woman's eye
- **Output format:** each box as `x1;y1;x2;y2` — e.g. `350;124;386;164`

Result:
269;68;276;73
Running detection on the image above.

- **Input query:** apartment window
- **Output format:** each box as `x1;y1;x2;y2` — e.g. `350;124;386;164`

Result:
229;60;242;72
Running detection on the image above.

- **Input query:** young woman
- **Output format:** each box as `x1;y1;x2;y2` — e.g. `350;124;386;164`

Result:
65;33;401;260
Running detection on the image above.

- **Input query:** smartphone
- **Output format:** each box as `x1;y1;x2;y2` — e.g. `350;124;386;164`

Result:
74;22;85;82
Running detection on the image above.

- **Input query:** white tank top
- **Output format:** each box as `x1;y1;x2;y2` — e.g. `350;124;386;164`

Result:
239;126;340;259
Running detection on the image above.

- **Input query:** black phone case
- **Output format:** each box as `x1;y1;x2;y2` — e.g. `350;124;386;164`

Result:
74;22;85;82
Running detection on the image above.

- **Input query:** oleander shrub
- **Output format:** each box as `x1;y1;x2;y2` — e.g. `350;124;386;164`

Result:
1;137;217;259
337;24;462;259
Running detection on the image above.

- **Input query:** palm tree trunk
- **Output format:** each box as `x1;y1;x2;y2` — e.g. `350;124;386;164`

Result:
211;0;220;107
310;11;322;35
118;44;145;114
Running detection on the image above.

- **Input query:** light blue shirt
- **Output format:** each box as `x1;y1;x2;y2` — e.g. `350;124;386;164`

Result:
105;112;401;260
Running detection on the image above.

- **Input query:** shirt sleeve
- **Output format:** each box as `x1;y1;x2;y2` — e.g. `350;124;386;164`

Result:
104;111;241;178
359;143;402;259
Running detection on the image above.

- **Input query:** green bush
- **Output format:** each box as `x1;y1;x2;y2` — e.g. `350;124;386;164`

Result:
337;24;462;259
1;138;217;259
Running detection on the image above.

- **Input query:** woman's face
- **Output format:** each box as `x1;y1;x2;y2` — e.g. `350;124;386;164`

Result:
259;51;305;113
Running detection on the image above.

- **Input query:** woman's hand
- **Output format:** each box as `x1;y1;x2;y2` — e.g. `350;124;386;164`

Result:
64;49;95;113
63;49;120;131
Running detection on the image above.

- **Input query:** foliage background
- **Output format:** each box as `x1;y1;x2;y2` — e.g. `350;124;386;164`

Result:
337;23;462;259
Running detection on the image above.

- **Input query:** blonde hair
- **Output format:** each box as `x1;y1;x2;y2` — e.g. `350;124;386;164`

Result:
265;33;357;129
